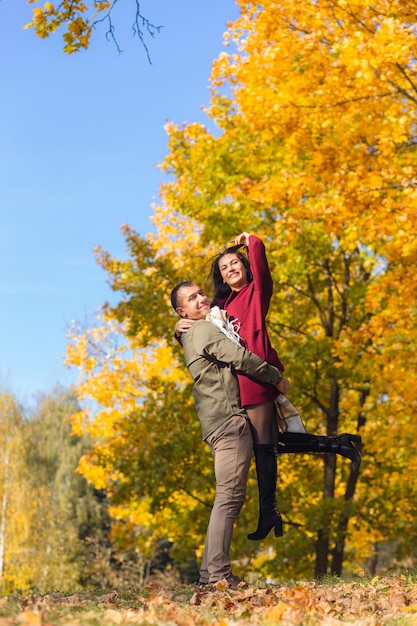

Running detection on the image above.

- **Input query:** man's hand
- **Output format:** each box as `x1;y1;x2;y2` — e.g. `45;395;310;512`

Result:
277;376;290;395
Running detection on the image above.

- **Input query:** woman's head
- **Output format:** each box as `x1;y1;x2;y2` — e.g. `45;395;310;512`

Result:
209;244;253;301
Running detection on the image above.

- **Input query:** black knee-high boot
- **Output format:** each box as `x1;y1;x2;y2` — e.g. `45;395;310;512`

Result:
277;432;362;471
247;444;284;541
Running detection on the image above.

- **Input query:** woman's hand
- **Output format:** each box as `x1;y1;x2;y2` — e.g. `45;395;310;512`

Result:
235;232;251;246
175;318;195;336
277;376;290;395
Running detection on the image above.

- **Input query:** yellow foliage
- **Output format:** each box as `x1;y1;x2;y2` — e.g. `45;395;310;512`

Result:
77;455;109;490
24;0;161;54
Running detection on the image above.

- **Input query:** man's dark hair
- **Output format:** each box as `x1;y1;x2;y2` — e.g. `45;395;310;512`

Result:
170;281;195;311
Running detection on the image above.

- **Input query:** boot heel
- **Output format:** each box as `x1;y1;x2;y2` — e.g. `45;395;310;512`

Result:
248;510;283;541
274;519;283;537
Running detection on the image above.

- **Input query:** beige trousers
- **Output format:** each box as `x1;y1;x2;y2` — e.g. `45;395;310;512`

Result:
199;414;253;583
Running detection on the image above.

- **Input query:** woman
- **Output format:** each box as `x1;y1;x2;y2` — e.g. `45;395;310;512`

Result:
209;232;361;541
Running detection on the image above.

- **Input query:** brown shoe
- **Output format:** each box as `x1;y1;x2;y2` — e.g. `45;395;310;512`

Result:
212;574;248;590
194;579;210;589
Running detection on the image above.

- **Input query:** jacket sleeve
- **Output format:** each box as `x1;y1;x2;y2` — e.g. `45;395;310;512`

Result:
248;235;273;309
193;322;281;385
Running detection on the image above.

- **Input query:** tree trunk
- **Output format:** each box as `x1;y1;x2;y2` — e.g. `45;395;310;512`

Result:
330;389;367;575
315;380;339;577
330;467;360;574
315;453;336;577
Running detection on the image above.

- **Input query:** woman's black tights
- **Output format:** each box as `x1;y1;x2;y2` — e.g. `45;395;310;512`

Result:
245;401;278;446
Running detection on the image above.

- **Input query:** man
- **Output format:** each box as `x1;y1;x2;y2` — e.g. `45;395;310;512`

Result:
170;281;290;589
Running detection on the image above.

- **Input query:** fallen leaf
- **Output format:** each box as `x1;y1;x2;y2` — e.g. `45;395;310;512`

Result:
263;600;288;621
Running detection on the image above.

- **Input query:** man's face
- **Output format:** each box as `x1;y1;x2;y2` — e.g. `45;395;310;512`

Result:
176;284;211;320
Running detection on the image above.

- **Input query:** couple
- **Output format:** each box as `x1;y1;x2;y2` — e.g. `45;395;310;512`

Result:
171;232;361;589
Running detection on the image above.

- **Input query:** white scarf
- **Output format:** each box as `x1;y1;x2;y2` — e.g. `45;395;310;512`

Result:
205;306;242;345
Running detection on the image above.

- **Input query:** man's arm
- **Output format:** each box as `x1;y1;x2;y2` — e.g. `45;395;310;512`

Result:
192;321;287;391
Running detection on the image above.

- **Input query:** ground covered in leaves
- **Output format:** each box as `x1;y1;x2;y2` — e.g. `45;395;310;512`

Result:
1;574;417;625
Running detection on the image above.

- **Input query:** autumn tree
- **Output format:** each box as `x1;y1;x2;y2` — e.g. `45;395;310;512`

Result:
66;0;417;579
24;387;113;590
24;0;161;54
0;392;31;592
0;387;145;592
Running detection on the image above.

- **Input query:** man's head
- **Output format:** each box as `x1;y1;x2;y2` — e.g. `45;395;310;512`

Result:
171;282;211;320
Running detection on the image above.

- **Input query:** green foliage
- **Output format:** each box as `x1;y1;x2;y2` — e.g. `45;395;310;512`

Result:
0;387;155;592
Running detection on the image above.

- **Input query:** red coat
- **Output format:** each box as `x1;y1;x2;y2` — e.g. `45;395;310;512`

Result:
216;235;285;407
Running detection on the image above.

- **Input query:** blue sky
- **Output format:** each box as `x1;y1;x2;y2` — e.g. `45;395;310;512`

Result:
0;0;239;408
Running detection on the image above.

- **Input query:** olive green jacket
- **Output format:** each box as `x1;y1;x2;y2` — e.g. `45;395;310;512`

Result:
182;320;281;440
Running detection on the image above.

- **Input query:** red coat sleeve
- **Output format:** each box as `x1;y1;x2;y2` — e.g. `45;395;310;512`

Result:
247;235;273;316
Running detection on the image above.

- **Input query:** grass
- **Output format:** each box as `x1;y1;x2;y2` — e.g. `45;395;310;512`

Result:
1;572;417;625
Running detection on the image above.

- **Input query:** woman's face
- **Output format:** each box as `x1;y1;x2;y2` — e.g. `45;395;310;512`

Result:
219;253;248;291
